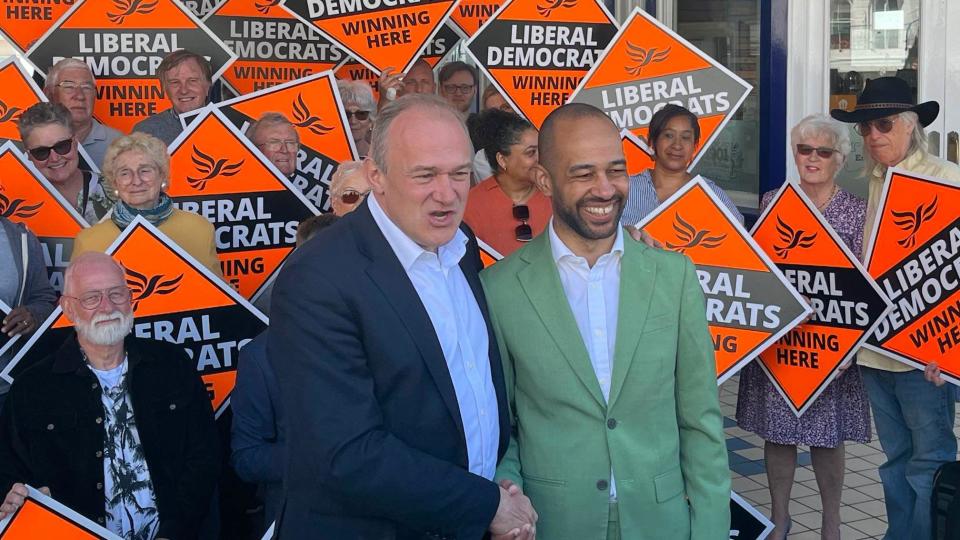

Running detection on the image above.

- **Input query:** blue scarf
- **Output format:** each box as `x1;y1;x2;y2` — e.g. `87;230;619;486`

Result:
111;192;174;229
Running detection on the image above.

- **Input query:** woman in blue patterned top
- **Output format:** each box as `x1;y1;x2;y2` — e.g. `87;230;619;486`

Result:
620;104;743;226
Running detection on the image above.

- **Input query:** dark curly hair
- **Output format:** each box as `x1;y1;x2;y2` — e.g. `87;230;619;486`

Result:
467;108;534;174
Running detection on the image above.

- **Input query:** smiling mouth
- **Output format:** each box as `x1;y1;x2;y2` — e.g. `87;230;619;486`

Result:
583;204;613;217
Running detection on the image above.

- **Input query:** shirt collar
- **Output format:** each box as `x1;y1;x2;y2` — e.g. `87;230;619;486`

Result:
86;120;106;143
547;218;624;266
368;192;468;272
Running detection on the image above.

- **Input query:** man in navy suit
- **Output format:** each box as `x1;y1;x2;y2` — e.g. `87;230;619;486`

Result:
268;94;537;539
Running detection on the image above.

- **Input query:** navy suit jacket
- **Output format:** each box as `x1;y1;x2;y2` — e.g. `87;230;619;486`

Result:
268;201;511;540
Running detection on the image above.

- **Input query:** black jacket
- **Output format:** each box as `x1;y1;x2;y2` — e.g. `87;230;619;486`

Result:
0;334;220;539
268;200;511;540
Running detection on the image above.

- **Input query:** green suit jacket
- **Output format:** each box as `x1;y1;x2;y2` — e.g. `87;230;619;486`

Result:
481;232;730;540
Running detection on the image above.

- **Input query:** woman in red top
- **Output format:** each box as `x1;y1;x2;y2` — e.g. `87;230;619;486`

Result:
464;109;552;257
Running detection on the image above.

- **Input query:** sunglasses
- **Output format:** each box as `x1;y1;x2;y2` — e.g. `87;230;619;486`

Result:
513;204;532;242
796;144;840;159
340;189;369;205
28;138;73;161
345;110;371;121
856;117;896;136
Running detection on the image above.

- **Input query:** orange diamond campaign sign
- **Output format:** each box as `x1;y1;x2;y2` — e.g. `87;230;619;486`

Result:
25;0;237;133
335;57;380;100
0;57;46;143
217;71;356;211
622;132;653;177
569;7;752;170
466;0;617;128
863;169;960;385
636;177;810;383
203;0;348;96
1;216;269;417
0;141;89;293
478;238;502;269
420;22;460;67
281;0;458;74
752;182;892;415
166;106;319;300
0;485;121;539
0;0;73;54
449;0;503;38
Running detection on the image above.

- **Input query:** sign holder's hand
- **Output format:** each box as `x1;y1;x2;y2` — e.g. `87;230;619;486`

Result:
377;67;403;107
925;362;947;387
0;484;49;519
2;307;37;337
626;226;663;249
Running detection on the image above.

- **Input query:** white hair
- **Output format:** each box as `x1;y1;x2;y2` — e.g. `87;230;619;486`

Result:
790;114;852;166
329;160;365;197
45;58;95;93
861;110;927;175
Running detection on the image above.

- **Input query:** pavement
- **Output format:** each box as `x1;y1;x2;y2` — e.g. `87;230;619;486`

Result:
721;374;898;539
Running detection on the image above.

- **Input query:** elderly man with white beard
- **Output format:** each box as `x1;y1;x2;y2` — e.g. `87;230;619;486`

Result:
0;252;220;540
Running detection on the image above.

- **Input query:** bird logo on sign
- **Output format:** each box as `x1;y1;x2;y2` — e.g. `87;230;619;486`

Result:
773;216;817;258
537;0;577;18
255;0;281;14
187;146;244;191
665;213;726;253
624;43;671;76
291;93;334;136
0;100;22;124
107;0;159;24
891;195;938;249
125;267;184;311
0;189;42;219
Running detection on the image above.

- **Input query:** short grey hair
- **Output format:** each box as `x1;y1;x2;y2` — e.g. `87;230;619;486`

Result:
336;79;377;116
101;132;170;193
329;160;364;197
369;93;470;173
862;111;927;174
790;114;852;165
246;112;299;144
44;58;95;95
64;251;125;296
17;102;73;143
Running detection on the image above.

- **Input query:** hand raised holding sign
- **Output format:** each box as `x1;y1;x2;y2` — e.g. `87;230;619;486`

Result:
377;66;403;106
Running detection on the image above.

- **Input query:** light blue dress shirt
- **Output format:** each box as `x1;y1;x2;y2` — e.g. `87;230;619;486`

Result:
548;220;624;499
620;169;744;226
368;194;500;480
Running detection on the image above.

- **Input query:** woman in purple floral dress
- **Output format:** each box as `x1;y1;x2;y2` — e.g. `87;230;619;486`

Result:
736;114;871;540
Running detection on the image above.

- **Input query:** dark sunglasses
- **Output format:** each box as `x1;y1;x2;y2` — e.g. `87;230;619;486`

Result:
340;189;369;205
345;110;371;121
856;117;896;136
796;144;840;159
28;138;73;161
513;204;532;242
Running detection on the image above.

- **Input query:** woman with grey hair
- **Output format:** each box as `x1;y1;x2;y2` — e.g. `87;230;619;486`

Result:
17;102;112;224
328;160;370;216
72;132;222;277
736;114;869;540
336;80;376;157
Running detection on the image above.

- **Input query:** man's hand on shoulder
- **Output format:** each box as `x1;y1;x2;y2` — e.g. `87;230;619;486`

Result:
626;226;663;249
490;480;537;539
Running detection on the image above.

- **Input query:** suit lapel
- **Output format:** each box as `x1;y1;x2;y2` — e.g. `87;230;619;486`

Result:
608;241;656;408
518;234;606;407
355;203;466;444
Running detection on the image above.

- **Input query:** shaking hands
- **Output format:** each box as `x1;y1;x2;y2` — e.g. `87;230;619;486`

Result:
490;480;538;540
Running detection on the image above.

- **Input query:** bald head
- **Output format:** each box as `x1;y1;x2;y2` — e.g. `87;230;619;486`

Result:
538;103;618;176
64;252;125;296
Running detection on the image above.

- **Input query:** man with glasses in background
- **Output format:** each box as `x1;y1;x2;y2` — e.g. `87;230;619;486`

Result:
0;252;220;540
247;112;300;178
438;61;478;117
832;76;960;540
44;58;121;170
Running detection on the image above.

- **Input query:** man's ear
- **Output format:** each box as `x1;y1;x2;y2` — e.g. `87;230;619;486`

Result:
364;157;385;195
60;297;75;325
531;164;553;198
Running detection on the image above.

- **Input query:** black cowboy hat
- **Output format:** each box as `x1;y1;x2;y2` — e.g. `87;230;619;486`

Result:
830;76;939;127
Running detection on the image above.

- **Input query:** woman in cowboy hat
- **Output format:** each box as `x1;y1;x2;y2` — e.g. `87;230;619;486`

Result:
831;76;960;540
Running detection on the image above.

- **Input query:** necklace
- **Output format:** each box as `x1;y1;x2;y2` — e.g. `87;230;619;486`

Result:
815;185;839;212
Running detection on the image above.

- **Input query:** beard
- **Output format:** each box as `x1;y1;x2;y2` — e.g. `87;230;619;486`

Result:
76;310;133;346
553;193;626;241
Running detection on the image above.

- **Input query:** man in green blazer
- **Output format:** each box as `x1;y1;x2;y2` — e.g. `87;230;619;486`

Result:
481;104;730;540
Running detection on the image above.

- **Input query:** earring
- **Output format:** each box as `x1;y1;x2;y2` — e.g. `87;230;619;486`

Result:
160;181;168;191
113;189;119;198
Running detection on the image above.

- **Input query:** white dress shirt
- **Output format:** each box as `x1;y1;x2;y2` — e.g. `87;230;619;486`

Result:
548;220;624;498
368;194;500;480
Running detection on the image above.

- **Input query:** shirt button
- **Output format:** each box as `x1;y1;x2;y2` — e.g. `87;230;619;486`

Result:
96;482;103;490
607;418;618;430
597;479;609;490
169;403;177;411
97;517;105;524
95;417;103;424
46;424;55;431
96;450;103;458
91;382;98;390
